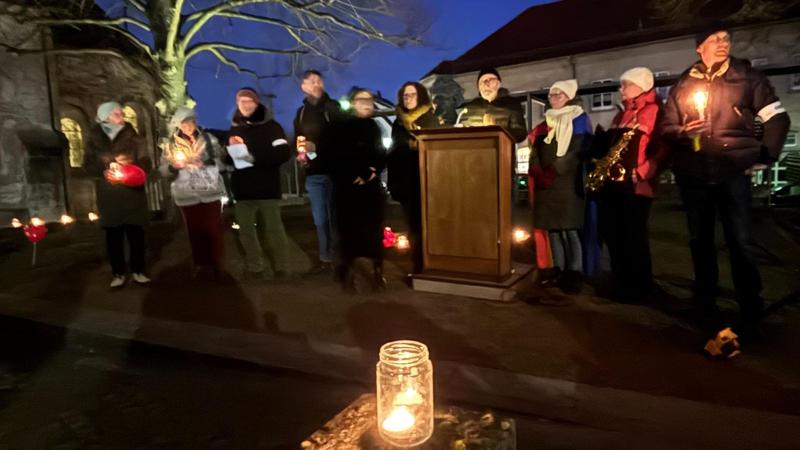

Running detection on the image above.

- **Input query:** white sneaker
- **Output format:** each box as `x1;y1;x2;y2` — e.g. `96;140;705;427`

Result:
110;275;126;288
132;273;151;284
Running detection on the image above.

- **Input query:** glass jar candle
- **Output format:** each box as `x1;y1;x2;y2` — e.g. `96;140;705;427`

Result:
376;340;434;447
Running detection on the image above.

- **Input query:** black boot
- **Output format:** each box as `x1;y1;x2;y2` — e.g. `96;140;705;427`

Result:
559;270;583;295
538;268;561;288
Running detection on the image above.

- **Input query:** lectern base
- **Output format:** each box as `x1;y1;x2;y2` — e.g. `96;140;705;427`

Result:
412;263;534;302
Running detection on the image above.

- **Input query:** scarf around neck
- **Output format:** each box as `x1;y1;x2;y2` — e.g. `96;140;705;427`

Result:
397;103;431;131
544;105;583;157
101;122;125;141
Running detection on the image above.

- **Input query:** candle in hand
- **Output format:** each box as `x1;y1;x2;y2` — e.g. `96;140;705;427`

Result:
692;90;708;121
173;150;187;163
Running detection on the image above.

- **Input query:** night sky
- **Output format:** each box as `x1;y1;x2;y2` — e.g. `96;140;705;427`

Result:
168;0;547;132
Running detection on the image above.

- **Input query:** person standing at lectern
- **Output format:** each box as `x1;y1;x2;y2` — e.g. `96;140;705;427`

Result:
459;68;527;143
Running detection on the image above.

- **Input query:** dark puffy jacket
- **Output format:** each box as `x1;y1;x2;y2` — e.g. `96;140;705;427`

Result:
292;92;344;176
459;92;527;143
322;116;386;186
387;104;440;203
226;104;291;200
660;57;790;183
83;122;150;227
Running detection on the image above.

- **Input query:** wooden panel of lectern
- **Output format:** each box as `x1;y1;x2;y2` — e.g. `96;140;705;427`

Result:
411;126;515;285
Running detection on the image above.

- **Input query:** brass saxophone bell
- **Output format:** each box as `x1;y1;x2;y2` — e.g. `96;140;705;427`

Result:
609;164;626;182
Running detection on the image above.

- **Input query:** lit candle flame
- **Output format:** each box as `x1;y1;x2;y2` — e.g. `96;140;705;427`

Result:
88;212;99;222
11;218;22;228
174;150;187;162
60;214;74;225
394;387;423;406
231;222;240;230
30;217;44;227
513;228;531;243
396;234;410;250
382;406;415;433
692;91;708;121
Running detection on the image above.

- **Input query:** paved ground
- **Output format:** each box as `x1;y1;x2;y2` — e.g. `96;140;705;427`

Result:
1;192;799;448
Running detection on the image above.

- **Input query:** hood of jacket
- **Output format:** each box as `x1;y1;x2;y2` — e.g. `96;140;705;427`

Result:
232;103;268;127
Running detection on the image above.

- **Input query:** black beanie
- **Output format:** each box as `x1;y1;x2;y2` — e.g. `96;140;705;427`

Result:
477;67;501;84
695;22;729;47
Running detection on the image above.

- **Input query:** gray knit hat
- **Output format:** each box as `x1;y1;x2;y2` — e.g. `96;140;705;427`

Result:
169;106;197;130
96;101;122;122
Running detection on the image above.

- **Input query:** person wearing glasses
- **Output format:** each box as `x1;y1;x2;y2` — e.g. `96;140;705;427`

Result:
322;88;387;293
528;80;592;294
458;68;527;143
387;81;441;276
660;24;790;355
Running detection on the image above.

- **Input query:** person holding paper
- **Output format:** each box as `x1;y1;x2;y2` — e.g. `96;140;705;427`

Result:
226;87;292;279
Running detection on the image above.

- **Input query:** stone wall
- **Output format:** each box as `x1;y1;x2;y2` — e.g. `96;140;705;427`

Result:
0;6;64;223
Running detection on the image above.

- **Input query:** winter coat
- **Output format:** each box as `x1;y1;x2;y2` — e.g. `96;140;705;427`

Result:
84;122;150;227
660;56;790;183
292;92;345;176
159;129;226;207
593;89;667;198
528;113;592;230
323;115;387;261
226;104;291;201
387;104;441;204
459;92;528;143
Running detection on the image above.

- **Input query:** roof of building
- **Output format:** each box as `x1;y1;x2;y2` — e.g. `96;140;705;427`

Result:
426;0;800;77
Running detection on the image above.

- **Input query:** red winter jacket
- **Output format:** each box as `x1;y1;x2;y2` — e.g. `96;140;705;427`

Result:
609;89;666;198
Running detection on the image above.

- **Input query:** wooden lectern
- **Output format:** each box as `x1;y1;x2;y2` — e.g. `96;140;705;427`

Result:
411;126;530;300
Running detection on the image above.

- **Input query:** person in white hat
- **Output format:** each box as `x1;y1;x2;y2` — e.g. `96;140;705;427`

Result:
527;79;592;294
592;66;667;303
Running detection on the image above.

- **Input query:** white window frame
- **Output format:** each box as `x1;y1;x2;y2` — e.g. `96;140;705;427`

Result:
750;57;768;67
653;71;671;102
590;79;614;111
792;55;800;91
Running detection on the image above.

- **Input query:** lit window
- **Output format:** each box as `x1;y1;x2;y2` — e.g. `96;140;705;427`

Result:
60;117;84;167
590;79;614;111
653;71;671;103
785;131;797;148
123;105;139;132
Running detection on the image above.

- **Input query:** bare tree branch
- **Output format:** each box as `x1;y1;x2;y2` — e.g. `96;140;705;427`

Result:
186;42;308;60
35;17;150;32
125;0;147;14
165;0;186;60
205;46;293;81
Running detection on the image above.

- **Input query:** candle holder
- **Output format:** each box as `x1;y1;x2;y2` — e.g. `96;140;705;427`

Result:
376;340;434;447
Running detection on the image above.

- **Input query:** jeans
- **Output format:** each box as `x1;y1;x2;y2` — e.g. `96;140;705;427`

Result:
104;224;145;275
549;229;583;272
234;199;290;273
677;175;763;322
305;175;334;263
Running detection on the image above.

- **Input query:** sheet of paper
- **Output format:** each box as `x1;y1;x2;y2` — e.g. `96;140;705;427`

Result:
226;143;253;169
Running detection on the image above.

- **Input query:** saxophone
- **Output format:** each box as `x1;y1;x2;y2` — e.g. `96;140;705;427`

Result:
586;124;639;194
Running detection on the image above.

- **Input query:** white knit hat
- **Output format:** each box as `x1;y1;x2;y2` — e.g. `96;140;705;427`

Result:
96;101;122;122
170;106;197;130
620;67;654;92
549;79;578;100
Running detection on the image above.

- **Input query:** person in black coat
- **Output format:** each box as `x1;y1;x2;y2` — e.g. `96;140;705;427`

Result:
84;101;151;289
292;70;345;273
458;68;527;143
226;88;292;279
322;88;387;292
387;81;441;275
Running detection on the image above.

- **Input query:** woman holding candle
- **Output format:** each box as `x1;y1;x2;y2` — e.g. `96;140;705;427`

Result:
84;101;150;288
593;67;667;302
160;107;227;280
322;88;387;292
528;80;592;294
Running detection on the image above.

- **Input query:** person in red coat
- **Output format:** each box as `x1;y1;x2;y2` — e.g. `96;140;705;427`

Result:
593;67;667;302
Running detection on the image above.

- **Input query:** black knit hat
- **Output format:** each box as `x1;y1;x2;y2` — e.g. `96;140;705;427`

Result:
695;22;730;47
477;67;501;84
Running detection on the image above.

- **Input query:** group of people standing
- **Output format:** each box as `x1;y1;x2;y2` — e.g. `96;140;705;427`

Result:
83;24;789;354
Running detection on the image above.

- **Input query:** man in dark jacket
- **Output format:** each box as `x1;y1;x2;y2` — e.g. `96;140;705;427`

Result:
292;70;344;273
660;26;790;352
227;87;292;278
458;68;527;143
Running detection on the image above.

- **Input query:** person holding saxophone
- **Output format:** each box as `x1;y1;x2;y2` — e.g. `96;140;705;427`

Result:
590;67;666;303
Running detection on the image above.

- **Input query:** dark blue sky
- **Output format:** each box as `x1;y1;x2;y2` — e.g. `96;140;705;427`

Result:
180;0;545;131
